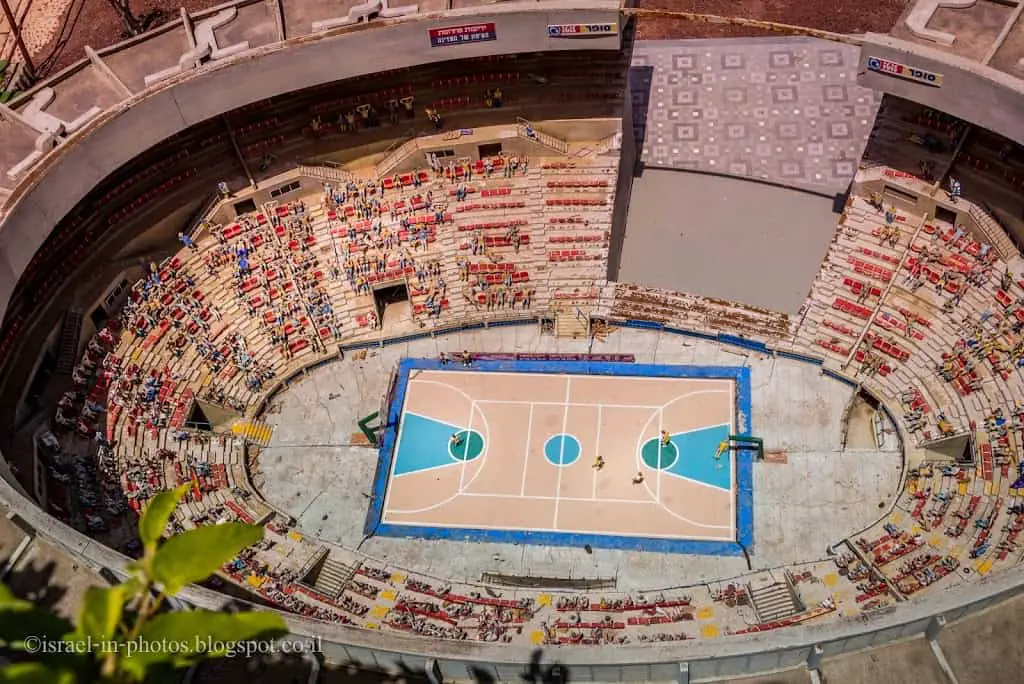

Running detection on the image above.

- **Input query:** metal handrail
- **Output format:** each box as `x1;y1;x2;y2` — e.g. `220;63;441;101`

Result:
375;136;421;177
515;116;568;154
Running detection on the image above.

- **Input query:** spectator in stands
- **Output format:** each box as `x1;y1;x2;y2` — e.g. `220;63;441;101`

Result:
947;177;961;203
178;232;197;251
484;88;503;109
401;96;415;119
425;107;442;130
426;152;441;174
217;181;231;198
917;160;935;182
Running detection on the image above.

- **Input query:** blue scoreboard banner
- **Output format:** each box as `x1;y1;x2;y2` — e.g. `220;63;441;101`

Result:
547;23;618;37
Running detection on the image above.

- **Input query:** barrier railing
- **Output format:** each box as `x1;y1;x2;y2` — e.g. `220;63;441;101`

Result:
515;116;569;155
297;162;354;184
375;136;421;178
968;203;1018;263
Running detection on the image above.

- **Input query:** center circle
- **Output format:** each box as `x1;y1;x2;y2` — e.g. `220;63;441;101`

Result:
543;434;581;466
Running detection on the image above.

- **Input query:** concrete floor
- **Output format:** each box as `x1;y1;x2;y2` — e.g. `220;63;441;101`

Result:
818;637;947;684
939;593;1024;684
713;671;811;684
617;170;838;315
255;326;901;589
2;533;108;621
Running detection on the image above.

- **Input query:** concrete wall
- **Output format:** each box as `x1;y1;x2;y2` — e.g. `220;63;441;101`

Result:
857;33;1024;145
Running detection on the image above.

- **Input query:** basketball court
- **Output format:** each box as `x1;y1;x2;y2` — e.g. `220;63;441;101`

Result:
367;359;753;555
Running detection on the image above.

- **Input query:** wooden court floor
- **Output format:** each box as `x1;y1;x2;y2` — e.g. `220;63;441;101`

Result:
377;365;746;549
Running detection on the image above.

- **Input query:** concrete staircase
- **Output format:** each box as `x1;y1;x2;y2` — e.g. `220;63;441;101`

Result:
55;309;84;375
516;117;569;155
298;162;354;184
554;307;589;339
230;420;274;447
749;578;804;624
967;204;1018;264
309;554;360;599
375;136;420;178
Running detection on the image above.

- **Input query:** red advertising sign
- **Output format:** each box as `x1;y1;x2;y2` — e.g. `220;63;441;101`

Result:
429;23;497;47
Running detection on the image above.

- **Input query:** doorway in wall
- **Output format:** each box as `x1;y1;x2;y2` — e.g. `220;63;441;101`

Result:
373;282;411;327
935;206;958;229
478;143;503;158
233;199;257;216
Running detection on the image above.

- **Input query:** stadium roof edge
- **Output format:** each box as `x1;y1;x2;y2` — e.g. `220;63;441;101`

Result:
857;32;1024;144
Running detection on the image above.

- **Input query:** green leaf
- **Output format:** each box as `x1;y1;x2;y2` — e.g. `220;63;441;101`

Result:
139;485;188;552
0;662;76;684
117;576;146;600
152;523;263;594
0;582;19;604
120;610;287;678
75;585;126;643
125;558;149;579
0;604;74;645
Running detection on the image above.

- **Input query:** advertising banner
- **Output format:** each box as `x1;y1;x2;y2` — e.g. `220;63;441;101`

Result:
866;56;943;87
547;23;618;37
429;23;497;47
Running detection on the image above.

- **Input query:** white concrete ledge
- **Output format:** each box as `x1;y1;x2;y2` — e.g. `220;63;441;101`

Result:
903;0;977;47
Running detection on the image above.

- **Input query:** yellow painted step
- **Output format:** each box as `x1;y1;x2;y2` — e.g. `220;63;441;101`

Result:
701;624;719;639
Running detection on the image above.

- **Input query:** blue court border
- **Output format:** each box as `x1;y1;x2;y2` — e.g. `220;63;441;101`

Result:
365;357;754;556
